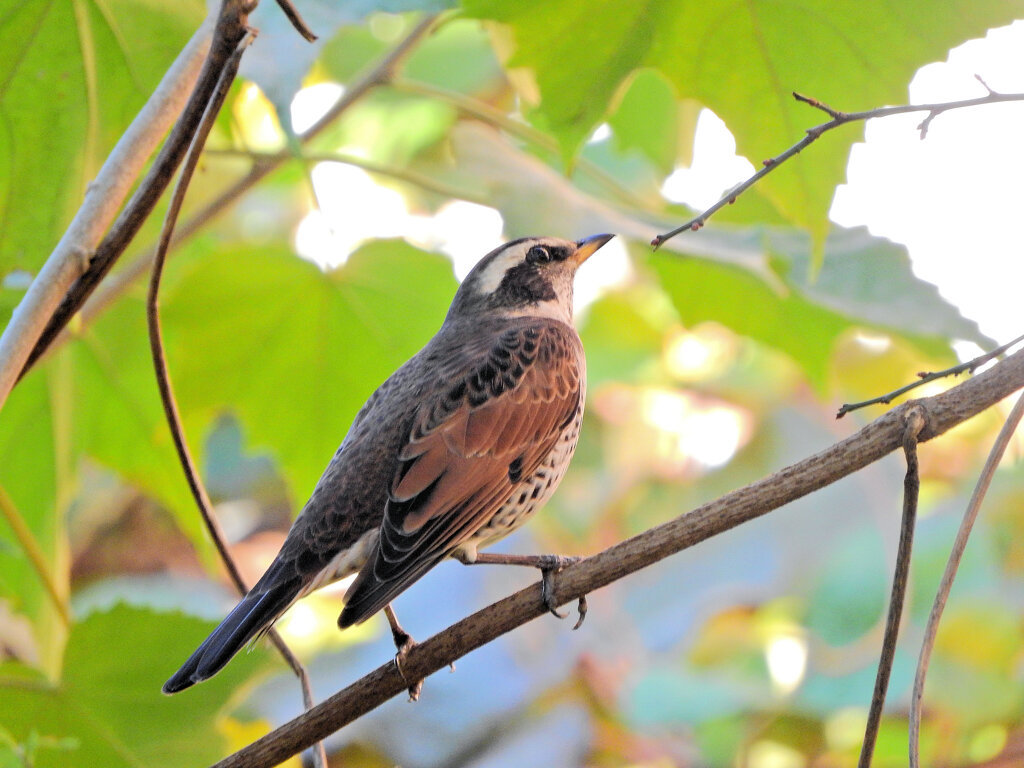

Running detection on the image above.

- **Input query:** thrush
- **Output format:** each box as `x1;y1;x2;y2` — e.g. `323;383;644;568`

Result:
163;233;614;696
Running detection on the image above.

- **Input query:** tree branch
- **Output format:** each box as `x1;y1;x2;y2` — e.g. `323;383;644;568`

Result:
0;13;216;412
857;408;924;768
18;14;440;375
652;86;1024;248
9;0;256;389
837;332;1024;417
909;389;1024;767
143;31;328;768
203;147;489;204
211;348;1024;768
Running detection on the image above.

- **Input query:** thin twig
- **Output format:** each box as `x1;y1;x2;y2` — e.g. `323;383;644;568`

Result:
274;0;317;42
0;483;71;627
15;0;255;383
204;147;489;203
652;86;1024;248
837;332;1024;418
144;32;328;768
210;351;1024;768
909;390;1024;767
857;407;925;768
19;15;439;377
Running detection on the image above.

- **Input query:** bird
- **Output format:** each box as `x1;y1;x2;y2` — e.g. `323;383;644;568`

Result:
162;233;614;697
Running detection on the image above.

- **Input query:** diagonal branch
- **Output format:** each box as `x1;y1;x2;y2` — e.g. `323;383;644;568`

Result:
143;28;328;768
211;349;1024;768
0;12;217;413
909;389;1024;767
17;14;440;377
652;86;1024;248
857;407;924;768
8;0;256;391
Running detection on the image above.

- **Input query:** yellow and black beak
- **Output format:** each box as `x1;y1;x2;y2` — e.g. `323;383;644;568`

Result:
572;233;615;265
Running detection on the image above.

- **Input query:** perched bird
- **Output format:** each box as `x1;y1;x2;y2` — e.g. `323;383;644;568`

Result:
163;233;614;696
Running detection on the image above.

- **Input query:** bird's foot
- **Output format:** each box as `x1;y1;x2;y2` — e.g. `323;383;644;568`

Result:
384;604;424;701
459;551;588;628
536;555;586;628
392;630;423;702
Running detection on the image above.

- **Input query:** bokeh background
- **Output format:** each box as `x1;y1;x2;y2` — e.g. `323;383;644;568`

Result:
2;2;1024;766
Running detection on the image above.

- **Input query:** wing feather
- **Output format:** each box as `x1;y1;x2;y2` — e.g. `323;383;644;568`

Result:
338;321;582;627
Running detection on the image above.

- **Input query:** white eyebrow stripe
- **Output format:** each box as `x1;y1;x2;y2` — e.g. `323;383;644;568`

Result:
473;247;524;294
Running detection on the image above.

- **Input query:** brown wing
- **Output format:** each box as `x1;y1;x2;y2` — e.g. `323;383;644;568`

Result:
338;320;583;627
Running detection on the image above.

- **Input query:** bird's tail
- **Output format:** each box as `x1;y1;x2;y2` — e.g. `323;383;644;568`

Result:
163;576;301;694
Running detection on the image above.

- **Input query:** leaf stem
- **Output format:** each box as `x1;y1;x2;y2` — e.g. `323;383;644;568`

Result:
0;483;70;627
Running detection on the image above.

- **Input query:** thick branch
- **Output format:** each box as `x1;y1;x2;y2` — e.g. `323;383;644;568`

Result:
12;0;254;384
213;349;1024;768
19;15;439;375
652;87;1024;248
0;14;215;411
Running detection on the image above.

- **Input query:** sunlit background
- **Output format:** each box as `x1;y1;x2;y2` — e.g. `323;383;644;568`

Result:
4;6;1024;768
222;17;1024;766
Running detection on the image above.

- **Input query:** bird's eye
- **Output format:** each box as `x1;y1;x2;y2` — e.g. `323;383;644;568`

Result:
527;246;551;264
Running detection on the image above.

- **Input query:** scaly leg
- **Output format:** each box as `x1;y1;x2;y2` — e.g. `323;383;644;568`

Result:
384;603;423;701
457;552;587;629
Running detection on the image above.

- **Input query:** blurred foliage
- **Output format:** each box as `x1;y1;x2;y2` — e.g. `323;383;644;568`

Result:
1;2;1022;767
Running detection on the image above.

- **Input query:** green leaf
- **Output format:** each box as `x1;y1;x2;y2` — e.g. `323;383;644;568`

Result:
0;605;270;768
608;69;682;175
465;0;653;162
161;240;458;511
0;0;205;275
650;226;988;388
464;0;1024;239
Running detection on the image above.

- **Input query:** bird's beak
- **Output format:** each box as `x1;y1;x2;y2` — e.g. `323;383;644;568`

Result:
572;233;615;265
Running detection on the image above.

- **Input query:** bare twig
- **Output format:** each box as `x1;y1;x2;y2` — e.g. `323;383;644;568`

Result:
652;87;1024;248
0;15;216;412
14;0;255;384
210;350;1024;768
909;390;1024;767
837;332;1024;418
274;0;317;42
19;15;440;376
204;147;488;203
857;408;925;768
145;31;327;768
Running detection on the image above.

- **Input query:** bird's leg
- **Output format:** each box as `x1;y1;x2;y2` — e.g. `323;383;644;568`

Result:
383;604;423;701
457;552;587;629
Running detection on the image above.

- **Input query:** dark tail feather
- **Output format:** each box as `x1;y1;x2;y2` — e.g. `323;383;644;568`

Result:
163;579;300;694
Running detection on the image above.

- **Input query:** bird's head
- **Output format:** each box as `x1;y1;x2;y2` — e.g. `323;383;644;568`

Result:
448;234;615;324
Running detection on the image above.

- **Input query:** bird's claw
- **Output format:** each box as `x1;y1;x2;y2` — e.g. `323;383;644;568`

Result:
538;555;586;629
391;629;423;702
